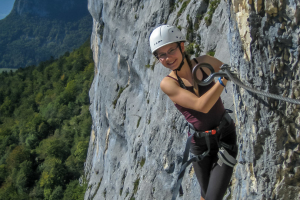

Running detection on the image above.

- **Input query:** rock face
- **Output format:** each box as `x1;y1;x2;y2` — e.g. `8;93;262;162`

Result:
85;0;300;199
228;0;300;199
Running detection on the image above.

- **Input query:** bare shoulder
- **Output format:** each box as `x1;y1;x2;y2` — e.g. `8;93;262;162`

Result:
160;76;179;95
195;55;222;63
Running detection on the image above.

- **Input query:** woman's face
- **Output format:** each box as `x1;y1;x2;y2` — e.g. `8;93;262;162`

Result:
156;42;185;70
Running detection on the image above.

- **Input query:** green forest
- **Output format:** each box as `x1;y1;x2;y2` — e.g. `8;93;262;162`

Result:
0;40;94;200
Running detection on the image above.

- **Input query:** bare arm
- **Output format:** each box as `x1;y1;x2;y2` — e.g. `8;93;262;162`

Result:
160;76;227;113
161;55;227;113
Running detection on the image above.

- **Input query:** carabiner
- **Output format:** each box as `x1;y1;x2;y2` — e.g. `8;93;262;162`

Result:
192;63;229;86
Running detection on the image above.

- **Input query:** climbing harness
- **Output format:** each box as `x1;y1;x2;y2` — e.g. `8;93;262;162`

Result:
192;63;300;105
172;110;237;200
217;147;237;167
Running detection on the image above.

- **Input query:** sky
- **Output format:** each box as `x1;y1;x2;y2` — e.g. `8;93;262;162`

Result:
0;0;15;20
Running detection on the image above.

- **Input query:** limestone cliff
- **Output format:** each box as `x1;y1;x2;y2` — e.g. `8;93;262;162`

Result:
228;0;300;199
85;0;300;199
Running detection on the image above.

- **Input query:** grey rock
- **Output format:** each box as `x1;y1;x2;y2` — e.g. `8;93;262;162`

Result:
85;0;300;199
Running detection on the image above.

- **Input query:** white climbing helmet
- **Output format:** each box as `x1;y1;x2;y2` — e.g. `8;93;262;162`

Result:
149;25;186;53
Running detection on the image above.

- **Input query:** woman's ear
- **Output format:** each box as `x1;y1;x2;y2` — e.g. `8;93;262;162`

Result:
180;42;185;52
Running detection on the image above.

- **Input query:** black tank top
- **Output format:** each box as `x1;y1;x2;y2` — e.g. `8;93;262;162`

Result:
166;70;225;132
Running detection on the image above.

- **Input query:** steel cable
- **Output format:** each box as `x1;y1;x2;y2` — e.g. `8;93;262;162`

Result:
192;63;300;105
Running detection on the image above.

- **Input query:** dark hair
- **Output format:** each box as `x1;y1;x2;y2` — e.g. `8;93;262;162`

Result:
184;53;199;97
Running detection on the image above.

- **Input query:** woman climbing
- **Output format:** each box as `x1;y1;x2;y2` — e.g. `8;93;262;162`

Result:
149;25;237;200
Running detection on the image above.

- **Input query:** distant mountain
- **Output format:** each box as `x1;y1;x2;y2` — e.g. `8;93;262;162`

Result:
0;0;92;69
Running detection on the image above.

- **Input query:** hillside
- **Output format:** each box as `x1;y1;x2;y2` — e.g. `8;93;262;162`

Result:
0;40;94;200
0;0;92;69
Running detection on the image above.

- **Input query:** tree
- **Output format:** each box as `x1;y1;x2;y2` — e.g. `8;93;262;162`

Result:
74;141;89;161
63;180;86;200
0;97;13;117
15;161;34;193
25;134;39;149
0;164;7;186
40;158;67;189
64;80;78;102
49;186;63;200
6;146;30;170
46;139;70;161
37;137;70;161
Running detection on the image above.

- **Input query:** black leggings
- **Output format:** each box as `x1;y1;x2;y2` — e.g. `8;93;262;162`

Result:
190;125;237;200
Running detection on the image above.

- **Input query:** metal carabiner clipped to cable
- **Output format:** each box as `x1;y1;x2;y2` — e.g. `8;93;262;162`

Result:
192;63;300;105
192;63;229;86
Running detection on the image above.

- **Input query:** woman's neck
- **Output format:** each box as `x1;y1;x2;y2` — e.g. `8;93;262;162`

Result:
175;58;192;78
170;58;193;85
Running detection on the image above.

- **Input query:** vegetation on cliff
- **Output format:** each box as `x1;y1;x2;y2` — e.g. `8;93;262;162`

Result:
0;40;94;200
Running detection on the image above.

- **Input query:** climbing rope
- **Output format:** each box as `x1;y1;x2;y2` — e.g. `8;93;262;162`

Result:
192;63;300;105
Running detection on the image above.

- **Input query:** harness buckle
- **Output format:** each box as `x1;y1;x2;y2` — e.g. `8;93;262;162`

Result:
205;129;217;135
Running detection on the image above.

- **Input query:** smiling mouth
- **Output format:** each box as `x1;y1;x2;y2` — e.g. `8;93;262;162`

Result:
168;60;176;65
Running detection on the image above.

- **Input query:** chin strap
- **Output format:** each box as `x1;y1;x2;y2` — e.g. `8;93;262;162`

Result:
174;44;186;89
175;70;186;89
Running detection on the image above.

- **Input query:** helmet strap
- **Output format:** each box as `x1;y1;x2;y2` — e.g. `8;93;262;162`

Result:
175;70;186;89
174;43;185;71
173;43;186;89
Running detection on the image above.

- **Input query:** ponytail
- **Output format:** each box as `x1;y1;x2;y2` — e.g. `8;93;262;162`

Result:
185;53;199;97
